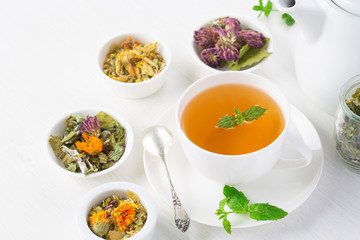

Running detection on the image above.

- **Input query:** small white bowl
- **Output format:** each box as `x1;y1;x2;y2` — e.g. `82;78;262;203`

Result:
46;109;134;178
191;16;273;73
77;182;157;240
98;33;171;99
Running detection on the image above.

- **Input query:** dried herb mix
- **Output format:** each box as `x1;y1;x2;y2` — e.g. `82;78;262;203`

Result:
49;111;126;175
88;190;147;239
103;36;166;83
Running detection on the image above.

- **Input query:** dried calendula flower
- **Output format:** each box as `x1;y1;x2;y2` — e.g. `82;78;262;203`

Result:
103;36;166;83
112;202;138;232
75;133;103;157
89;211;110;237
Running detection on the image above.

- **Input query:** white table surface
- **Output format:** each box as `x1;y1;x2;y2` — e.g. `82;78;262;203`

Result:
1;0;359;239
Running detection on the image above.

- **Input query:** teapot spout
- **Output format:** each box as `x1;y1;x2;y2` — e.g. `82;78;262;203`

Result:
273;0;326;42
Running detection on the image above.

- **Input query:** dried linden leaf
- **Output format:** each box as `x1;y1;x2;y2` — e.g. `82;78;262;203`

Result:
96;111;117;129
235;47;271;69
127;190;140;204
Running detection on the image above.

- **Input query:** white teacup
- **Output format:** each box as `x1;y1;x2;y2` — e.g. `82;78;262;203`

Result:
175;72;312;185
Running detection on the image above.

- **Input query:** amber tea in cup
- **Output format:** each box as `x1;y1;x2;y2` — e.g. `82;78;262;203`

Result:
176;72;312;185
181;84;285;155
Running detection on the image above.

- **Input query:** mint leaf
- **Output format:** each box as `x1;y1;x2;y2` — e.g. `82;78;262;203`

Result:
222;217;231;234
259;0;264;8
219;198;228;210
282;13;295;26
217;106;266;128
253;5;262;11
216;186;289;234
243;106;267;121
223;185;249;213
264;1;272;16
216;115;237;129
249;203;288;220
234;108;244;125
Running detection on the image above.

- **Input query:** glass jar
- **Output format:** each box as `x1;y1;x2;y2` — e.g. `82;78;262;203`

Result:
334;74;360;172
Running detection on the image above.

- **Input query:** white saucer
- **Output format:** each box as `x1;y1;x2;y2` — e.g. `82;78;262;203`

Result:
143;105;323;228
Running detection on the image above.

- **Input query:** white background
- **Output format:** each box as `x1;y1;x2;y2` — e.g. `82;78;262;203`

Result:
1;0;359;239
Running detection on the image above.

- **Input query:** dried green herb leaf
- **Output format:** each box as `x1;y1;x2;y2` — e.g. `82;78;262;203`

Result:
102;161;115;170
67;162;77;172
65;115;83;129
127;190;141;204
61;131;76;143
109;143;124;161
96;111;117;129
235;47;271;69
114;122;125;141
61;153;75;165
109;134;117;150
91;222;110;237
228;45;251;71
48;135;62;156
98;152;108;164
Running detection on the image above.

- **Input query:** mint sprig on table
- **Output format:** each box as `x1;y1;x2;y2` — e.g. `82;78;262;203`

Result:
215;185;288;234
216;106;267;129
253;0;295;27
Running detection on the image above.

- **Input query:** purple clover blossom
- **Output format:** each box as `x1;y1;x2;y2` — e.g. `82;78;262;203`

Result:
193;26;218;48
238;29;264;48
213;17;242;40
200;47;223;68
79;116;101;137
213;25;240;62
223;18;241;39
216;44;239;62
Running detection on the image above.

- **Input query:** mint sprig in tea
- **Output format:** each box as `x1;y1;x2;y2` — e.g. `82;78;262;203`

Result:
181;84;284;155
216;106;267;128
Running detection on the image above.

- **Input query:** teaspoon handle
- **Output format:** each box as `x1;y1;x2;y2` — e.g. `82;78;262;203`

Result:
161;156;190;232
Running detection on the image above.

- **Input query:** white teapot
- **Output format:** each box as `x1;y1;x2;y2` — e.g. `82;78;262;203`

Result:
273;0;360;115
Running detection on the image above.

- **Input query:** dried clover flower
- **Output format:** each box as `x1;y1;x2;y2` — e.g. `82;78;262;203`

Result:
201;47;223;68
79;116;101;137
193;26;218;48
238;29;264;48
213;25;240;62
213;16;242;40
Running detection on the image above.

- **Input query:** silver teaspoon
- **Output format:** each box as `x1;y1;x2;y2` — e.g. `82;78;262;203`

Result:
141;125;190;232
